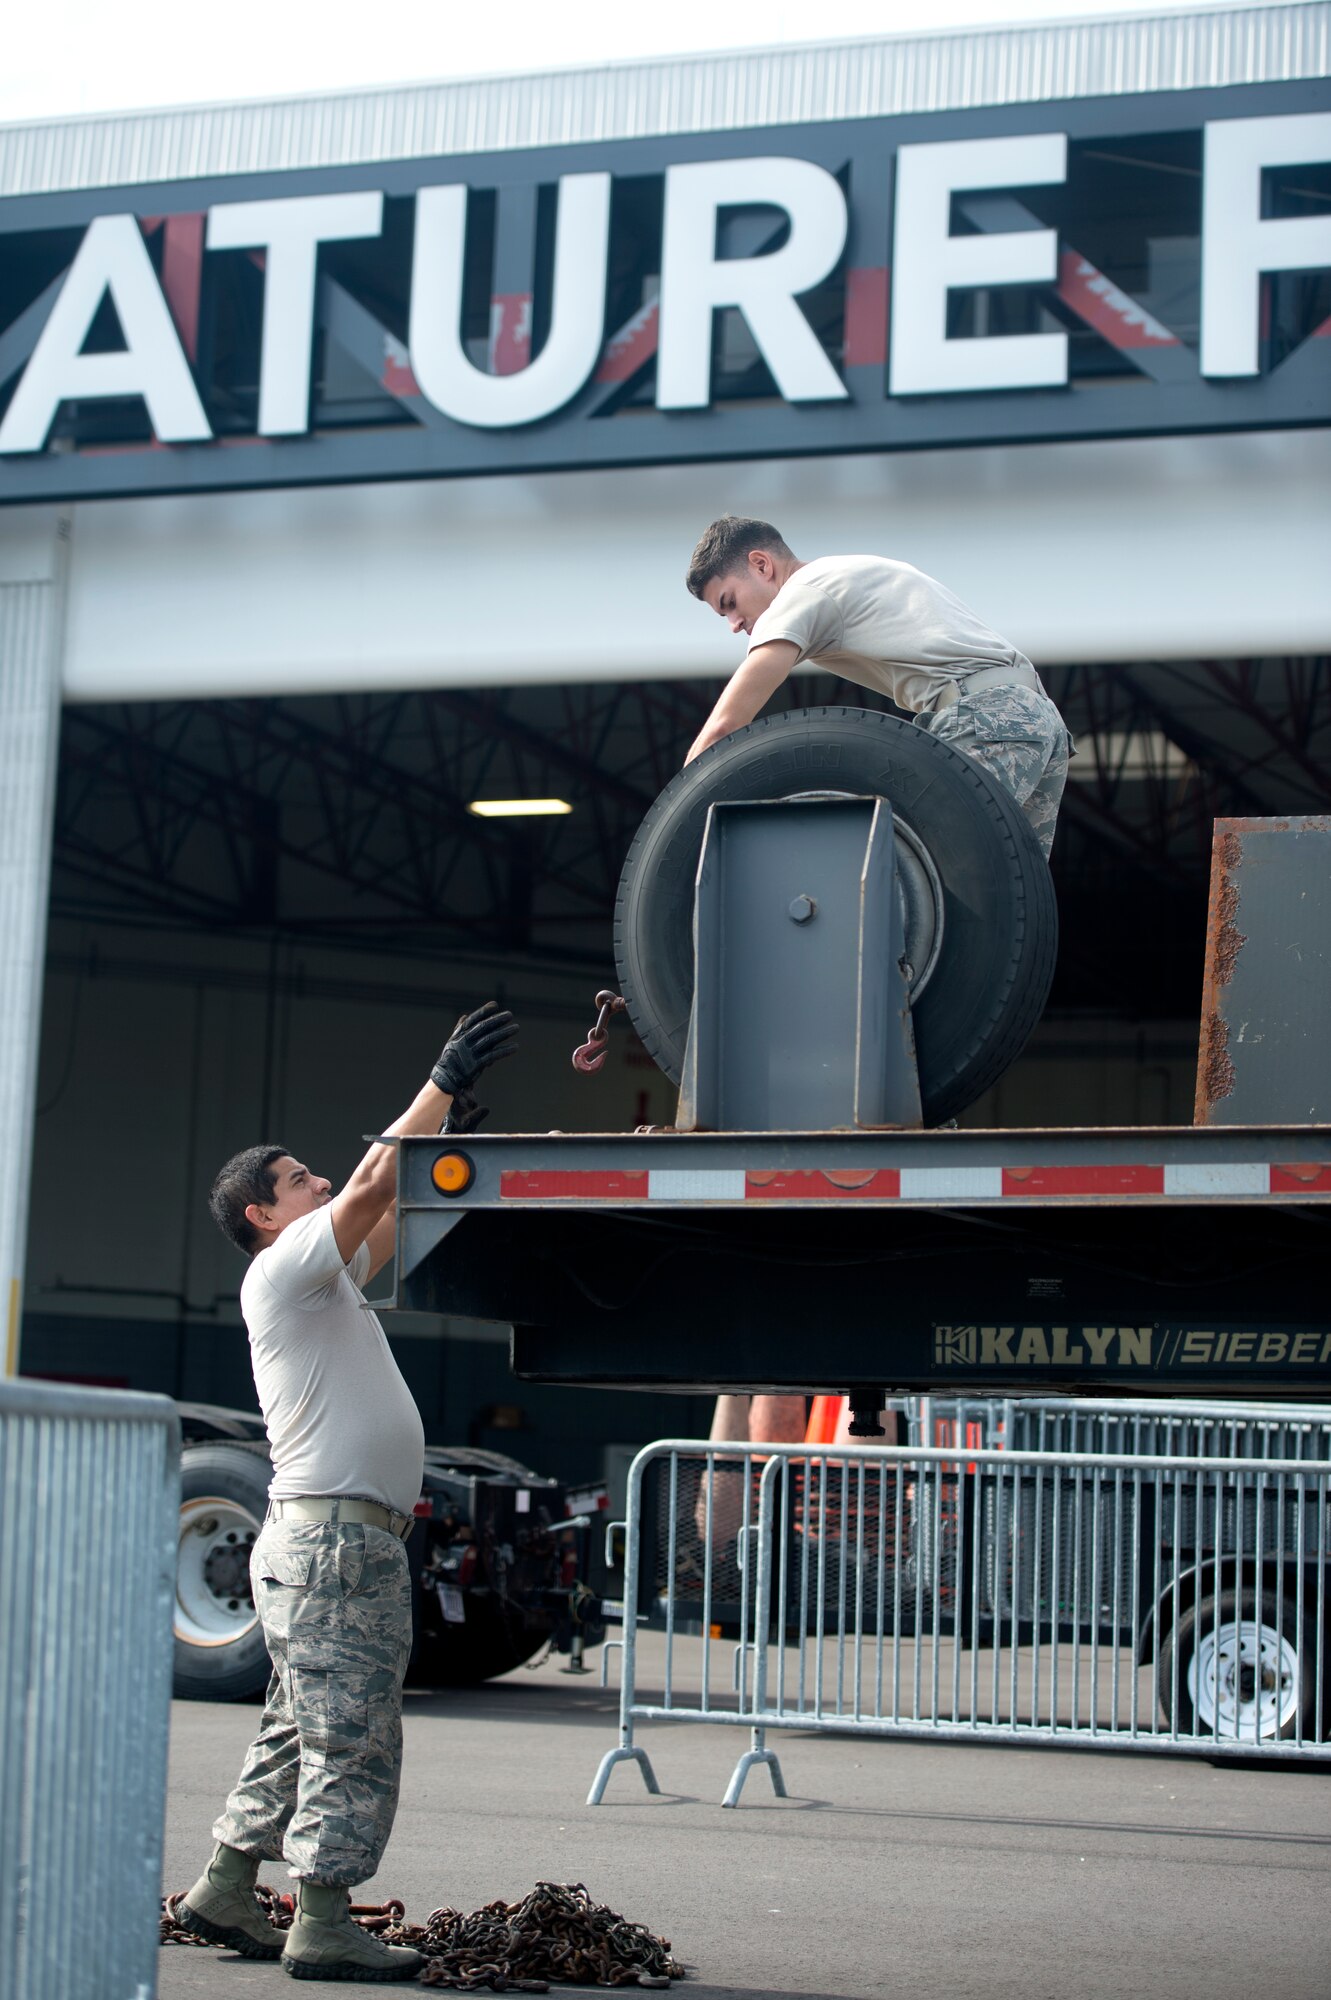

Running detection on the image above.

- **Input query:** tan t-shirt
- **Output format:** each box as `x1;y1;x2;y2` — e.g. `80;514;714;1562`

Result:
747;554;1036;715
241;1205;425;1517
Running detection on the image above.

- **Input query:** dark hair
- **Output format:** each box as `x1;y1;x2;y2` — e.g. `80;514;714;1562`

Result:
209;1144;290;1256
686;516;795;599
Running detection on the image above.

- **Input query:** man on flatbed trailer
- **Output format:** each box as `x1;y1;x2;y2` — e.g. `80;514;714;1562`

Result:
685;515;1072;858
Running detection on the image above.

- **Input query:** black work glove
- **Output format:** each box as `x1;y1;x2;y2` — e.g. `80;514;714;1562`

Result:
431;1001;519;1097
442;1089;489;1136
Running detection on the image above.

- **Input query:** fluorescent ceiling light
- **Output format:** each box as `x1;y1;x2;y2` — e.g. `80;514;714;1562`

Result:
467;797;573;817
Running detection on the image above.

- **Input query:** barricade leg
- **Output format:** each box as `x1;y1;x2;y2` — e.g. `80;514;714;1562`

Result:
587;1728;661;1804
722;1727;787;1808
588;1448;663;1803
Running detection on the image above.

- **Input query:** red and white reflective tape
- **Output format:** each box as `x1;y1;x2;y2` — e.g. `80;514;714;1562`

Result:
497;1161;1331;1202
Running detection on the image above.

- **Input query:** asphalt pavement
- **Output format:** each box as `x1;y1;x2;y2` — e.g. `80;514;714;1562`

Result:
158;1634;1331;2000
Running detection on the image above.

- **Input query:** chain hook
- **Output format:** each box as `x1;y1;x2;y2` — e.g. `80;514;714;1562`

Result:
571;989;627;1074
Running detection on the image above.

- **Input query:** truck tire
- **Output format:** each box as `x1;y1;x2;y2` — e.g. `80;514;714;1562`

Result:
614;706;1058;1125
1157;1588;1317;1743
173;1442;273;1702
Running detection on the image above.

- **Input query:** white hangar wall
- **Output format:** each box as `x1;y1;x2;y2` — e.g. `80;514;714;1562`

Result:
52;426;1331;702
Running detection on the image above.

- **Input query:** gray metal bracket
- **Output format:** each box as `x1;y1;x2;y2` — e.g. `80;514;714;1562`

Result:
677;796;922;1133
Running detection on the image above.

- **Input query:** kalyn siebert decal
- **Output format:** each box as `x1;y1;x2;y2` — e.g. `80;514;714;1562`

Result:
934;1325;1331;1371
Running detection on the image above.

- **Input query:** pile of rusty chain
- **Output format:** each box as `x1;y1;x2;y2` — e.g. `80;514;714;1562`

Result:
161;1880;682;1987
391;1882;683;1990
159;1895;210;1948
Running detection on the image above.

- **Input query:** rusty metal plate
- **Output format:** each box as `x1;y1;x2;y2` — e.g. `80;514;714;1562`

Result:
1195;817;1331;1126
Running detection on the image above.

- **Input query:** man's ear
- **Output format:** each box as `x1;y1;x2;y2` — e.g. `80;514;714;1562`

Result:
749;548;775;580
244;1201;273;1238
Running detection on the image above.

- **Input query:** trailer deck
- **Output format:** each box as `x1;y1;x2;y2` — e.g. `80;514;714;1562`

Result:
393;1123;1331;1401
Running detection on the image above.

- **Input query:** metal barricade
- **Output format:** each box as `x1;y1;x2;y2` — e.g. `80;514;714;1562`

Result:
911;1394;1331;1463
588;1437;1330;1808
0;1378;181;2000
998;1396;1331;1462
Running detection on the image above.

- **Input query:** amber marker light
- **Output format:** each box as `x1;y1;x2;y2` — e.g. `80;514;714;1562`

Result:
467;798;573;817
431;1151;475;1196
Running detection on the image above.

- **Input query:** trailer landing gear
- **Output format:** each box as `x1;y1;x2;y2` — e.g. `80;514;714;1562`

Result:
847;1395;887;1438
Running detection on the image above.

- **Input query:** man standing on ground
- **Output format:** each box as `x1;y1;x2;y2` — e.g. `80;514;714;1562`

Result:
685;515;1071;858
180;1002;517;1982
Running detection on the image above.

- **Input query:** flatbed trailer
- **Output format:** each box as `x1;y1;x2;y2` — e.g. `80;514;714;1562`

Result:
392;1121;1331;1408
391;772;1330;1415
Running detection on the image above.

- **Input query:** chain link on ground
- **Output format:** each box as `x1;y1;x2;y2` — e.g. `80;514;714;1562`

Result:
161;1878;684;1987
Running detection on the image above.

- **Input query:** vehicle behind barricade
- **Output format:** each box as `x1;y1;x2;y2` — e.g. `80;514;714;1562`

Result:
589;1432;1330;1808
909;1395;1331;1654
0;1377;180;2000
911;1393;1331;1462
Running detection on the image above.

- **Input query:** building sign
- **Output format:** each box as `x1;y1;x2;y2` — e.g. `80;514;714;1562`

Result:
0;81;1327;504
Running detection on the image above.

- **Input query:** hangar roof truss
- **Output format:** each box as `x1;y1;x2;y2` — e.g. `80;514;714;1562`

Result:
51;655;1331;1019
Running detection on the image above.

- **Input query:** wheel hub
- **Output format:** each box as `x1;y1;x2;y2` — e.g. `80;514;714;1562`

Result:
202;1538;256;1601
176;1495;262;1646
1190;1617;1299;1741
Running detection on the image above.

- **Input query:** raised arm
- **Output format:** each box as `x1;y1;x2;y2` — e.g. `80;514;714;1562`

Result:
333;1078;451;1275
684;640;799;765
330;1003;519;1274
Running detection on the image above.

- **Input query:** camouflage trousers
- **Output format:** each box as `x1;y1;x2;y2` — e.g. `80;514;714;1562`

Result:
212;1519;413;1888
914;683;1071;859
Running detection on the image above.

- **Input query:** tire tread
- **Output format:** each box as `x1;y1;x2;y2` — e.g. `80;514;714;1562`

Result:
613;705;1057;1124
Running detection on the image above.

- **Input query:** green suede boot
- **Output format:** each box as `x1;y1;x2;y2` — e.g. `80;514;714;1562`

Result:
178;1841;283;1959
281;1879;424;1982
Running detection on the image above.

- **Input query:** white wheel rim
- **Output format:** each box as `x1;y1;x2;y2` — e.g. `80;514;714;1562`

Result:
176;1494;263;1647
1189;1617;1300;1740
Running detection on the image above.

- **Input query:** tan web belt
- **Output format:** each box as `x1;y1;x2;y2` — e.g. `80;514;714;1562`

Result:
266;1494;415;1539
933;662;1042;712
